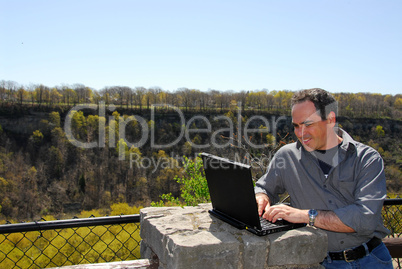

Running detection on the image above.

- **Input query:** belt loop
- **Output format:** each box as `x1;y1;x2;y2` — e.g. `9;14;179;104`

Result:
363;242;369;256
326;253;333;263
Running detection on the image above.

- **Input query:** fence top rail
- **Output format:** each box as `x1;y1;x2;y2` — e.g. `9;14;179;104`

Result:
384;198;402;206
0;214;140;234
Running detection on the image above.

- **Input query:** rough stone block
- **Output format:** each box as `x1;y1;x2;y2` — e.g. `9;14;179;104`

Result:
140;204;327;269
267;227;327;266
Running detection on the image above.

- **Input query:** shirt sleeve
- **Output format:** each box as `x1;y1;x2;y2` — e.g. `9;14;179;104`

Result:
333;148;387;236
255;151;287;205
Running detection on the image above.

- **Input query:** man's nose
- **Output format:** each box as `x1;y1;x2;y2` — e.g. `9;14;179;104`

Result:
294;126;305;138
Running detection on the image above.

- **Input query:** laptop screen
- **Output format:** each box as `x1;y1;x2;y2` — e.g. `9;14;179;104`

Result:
201;153;262;230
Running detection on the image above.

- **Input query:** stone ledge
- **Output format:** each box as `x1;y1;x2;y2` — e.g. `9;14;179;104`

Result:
140;204;327;269
383;237;402;258
51;259;158;269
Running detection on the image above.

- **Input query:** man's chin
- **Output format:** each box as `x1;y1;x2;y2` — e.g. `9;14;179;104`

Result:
300;140;316;152
303;146;316;152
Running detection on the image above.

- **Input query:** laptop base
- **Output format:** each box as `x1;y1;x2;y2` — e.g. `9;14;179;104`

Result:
209;209;306;236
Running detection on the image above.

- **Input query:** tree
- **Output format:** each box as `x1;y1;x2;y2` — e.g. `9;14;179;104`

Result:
99;87;112;105
178;88;191;112
48;146;64;179
92;90;102;104
182;141;192;156
73;84;90;103
152;156;209;207
69;110;87;140
111;86;131;107
0;80;19;104
16;87;27;105
79;174;86;194
86;115;100;143
0;80;6;103
375;125;385;138
144;87;161;110
49;112;61;128
116;138;129;159
274;90;293;114
62;87;77;106
134;87;146;110
233;90;248;111
394;98;402;110
31;130;44;144
50;88;62;105
34;85;47;106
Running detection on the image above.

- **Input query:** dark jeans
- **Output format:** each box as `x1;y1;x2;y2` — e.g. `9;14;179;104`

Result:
321;242;393;269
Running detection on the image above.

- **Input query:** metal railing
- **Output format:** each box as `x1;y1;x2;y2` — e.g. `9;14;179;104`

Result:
0;215;141;269
0;198;401;269
382;198;402;268
383;198;402;237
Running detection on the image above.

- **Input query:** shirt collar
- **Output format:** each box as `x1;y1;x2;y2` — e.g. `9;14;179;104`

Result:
336;127;357;153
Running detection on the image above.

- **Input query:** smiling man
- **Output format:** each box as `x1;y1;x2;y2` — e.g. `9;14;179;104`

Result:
255;88;392;268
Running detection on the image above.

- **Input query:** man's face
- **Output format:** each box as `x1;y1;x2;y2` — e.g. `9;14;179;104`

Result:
291;101;332;152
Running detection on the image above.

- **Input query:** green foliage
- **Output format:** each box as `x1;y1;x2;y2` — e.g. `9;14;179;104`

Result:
72;110;86;139
375;125;385;137
31;130;44;144
110;202;143;215
182;141;192;156
148;120;155;130
151;156;210;207
49;112;61;127
266;133;275;145
116;138;129;159
394;97;402;110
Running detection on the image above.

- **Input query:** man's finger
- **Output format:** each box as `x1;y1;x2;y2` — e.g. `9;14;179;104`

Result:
257;199;266;216
256;194;269;216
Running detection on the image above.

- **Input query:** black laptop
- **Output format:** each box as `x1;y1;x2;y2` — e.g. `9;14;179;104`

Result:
201;152;305;236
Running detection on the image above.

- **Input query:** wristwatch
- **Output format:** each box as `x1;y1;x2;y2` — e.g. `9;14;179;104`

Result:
308;209;318;226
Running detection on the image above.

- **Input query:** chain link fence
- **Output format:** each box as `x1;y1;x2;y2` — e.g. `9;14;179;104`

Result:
0;199;401;269
382;198;402;268
0;215;141;268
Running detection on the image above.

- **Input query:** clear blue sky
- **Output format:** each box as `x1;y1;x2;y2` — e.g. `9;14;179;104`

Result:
1;0;401;95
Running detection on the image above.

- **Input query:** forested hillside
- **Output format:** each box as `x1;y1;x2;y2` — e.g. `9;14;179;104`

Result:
1;80;401;119
0;81;401;221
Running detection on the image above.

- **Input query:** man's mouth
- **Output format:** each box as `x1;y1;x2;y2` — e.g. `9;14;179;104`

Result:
301;138;312;145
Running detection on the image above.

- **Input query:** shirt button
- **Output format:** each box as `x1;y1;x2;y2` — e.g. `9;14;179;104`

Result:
328;200;332;204
340;241;344;244
323;184;327;188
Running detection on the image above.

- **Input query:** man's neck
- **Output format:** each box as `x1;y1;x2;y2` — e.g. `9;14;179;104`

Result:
323;131;343;150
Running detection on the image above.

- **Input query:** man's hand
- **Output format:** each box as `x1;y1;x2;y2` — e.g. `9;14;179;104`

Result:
256;193;271;217
263;204;308;224
255;193;356;231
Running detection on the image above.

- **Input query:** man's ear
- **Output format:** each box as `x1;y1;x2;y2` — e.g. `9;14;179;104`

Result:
327;111;336;125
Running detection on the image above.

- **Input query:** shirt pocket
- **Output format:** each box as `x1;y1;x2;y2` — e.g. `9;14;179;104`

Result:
330;174;356;203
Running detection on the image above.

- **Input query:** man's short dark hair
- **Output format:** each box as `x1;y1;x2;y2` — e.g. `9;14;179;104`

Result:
291;88;337;120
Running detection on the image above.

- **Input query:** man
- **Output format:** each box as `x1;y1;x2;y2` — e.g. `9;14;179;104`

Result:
255;88;393;268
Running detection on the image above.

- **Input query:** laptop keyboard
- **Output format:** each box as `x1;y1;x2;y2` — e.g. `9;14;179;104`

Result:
260;217;284;229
